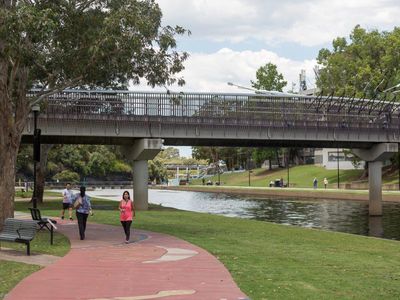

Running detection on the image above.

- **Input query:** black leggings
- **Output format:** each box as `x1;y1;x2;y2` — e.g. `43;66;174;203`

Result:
76;212;89;240
121;221;132;241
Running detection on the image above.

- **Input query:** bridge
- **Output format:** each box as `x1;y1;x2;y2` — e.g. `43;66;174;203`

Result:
22;89;400;215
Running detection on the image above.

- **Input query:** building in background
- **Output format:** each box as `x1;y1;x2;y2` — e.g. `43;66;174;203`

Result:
314;148;365;170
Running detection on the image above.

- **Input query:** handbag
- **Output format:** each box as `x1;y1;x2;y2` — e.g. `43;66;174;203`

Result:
73;196;83;209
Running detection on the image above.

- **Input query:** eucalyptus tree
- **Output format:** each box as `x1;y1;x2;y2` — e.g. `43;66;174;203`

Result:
316;25;400;98
0;0;189;226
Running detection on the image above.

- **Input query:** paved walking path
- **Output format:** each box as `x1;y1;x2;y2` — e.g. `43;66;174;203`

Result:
5;217;248;300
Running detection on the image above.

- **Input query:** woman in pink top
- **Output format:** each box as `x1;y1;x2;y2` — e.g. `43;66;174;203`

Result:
119;191;135;243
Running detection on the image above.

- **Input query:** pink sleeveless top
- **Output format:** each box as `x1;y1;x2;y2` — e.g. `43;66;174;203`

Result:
120;199;133;221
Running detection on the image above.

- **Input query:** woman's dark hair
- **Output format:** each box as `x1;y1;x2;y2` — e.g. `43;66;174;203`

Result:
80;186;86;197
122;190;130;199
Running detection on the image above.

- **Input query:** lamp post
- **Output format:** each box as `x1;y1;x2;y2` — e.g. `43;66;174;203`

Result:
337;147;340;189
287;149;290;188
32;105;40;208
247;149;251;187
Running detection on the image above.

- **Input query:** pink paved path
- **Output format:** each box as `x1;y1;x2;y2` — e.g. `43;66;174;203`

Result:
6;219;248;300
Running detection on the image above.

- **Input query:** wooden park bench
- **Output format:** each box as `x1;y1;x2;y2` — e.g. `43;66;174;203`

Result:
29;208;57;245
0;218;37;255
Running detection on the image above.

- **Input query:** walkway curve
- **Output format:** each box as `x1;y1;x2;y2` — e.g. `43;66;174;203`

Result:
6;219;248;300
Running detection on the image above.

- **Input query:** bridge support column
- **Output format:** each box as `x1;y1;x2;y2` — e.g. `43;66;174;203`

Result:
353;143;398;216
121;139;163;211
133;160;149;210
368;160;383;216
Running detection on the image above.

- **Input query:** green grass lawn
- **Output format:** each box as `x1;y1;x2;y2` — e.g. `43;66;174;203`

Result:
11;198;400;299
0;261;41;299
191;165;399;188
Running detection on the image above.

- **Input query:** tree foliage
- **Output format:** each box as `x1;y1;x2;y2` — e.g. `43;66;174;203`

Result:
316;25;400;98
251;62;287;92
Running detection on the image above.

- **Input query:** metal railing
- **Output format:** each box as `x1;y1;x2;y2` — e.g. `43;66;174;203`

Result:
29;89;400;132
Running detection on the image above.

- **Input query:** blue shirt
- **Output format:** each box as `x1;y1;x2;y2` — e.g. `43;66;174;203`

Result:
75;194;91;214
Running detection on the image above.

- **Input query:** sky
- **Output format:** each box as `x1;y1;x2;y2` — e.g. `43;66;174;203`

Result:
140;0;400;157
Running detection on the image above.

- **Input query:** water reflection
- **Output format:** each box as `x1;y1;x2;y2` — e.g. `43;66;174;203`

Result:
81;188;400;241
369;217;383;238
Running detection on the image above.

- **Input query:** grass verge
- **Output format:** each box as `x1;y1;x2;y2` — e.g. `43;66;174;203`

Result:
0;261;41;299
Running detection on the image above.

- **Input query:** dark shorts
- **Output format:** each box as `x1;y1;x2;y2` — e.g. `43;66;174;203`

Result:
62;203;71;209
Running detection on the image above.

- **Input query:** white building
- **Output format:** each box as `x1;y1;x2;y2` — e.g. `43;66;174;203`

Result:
314;148;365;170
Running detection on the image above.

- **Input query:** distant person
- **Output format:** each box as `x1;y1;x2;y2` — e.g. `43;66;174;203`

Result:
207;179;212;185
313;177;318;189
324;178;328;189
119;191;135;243
280;177;284;188
74;186;92;240
61;183;74;220
202;178;205;185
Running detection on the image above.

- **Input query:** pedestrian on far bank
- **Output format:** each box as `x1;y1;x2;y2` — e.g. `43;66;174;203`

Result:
313;177;318;189
119;191;135;243
61;183;74;220
74;186;93;240
280;177;284;188
324;177;328;189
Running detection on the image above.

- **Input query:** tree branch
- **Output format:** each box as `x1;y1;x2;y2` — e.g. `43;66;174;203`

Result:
30;76;84;106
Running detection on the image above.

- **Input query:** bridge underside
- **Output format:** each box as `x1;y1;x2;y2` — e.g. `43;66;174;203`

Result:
22;135;377;149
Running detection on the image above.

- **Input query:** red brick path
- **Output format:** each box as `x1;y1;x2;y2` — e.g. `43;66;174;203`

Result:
6;219;248;300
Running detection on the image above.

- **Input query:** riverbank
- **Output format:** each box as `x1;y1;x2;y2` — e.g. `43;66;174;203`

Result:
154;185;400;202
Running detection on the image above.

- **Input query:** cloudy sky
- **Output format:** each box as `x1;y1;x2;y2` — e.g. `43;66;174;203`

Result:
147;0;400;156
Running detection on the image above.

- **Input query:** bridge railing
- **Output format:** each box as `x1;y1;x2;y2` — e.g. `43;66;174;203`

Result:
29;90;400;132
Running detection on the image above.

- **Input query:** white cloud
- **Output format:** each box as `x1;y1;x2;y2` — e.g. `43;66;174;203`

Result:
134;48;316;93
177;48;316;92
157;0;400;46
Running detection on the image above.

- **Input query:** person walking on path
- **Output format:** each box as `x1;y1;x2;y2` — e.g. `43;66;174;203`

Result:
74;186;92;240
313;177;318;189
324;177;328;189
61;183;74;220
119;190;135;243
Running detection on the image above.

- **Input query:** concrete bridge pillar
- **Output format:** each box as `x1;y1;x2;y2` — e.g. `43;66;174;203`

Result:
121;139;163;210
133;160;149;210
353;143;398;216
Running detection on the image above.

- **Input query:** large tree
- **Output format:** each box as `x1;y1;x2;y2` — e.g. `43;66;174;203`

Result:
316;25;400;98
0;0;189;227
251;62;287;92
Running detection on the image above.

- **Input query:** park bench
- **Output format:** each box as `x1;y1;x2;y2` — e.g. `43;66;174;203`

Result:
29;208;57;245
0;218;37;255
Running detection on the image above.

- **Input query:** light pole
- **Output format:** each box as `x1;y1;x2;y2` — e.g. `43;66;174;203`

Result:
247;149;251;186
337;147;340;189
287;149;290;188
32;105;40;208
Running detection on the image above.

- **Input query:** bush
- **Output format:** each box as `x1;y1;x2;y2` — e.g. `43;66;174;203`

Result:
52;170;80;183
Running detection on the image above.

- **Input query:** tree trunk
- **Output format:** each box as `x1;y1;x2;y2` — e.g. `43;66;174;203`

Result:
0;118;23;230
275;148;282;167
35;144;54;203
0;145;19;229
0;57;30;229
